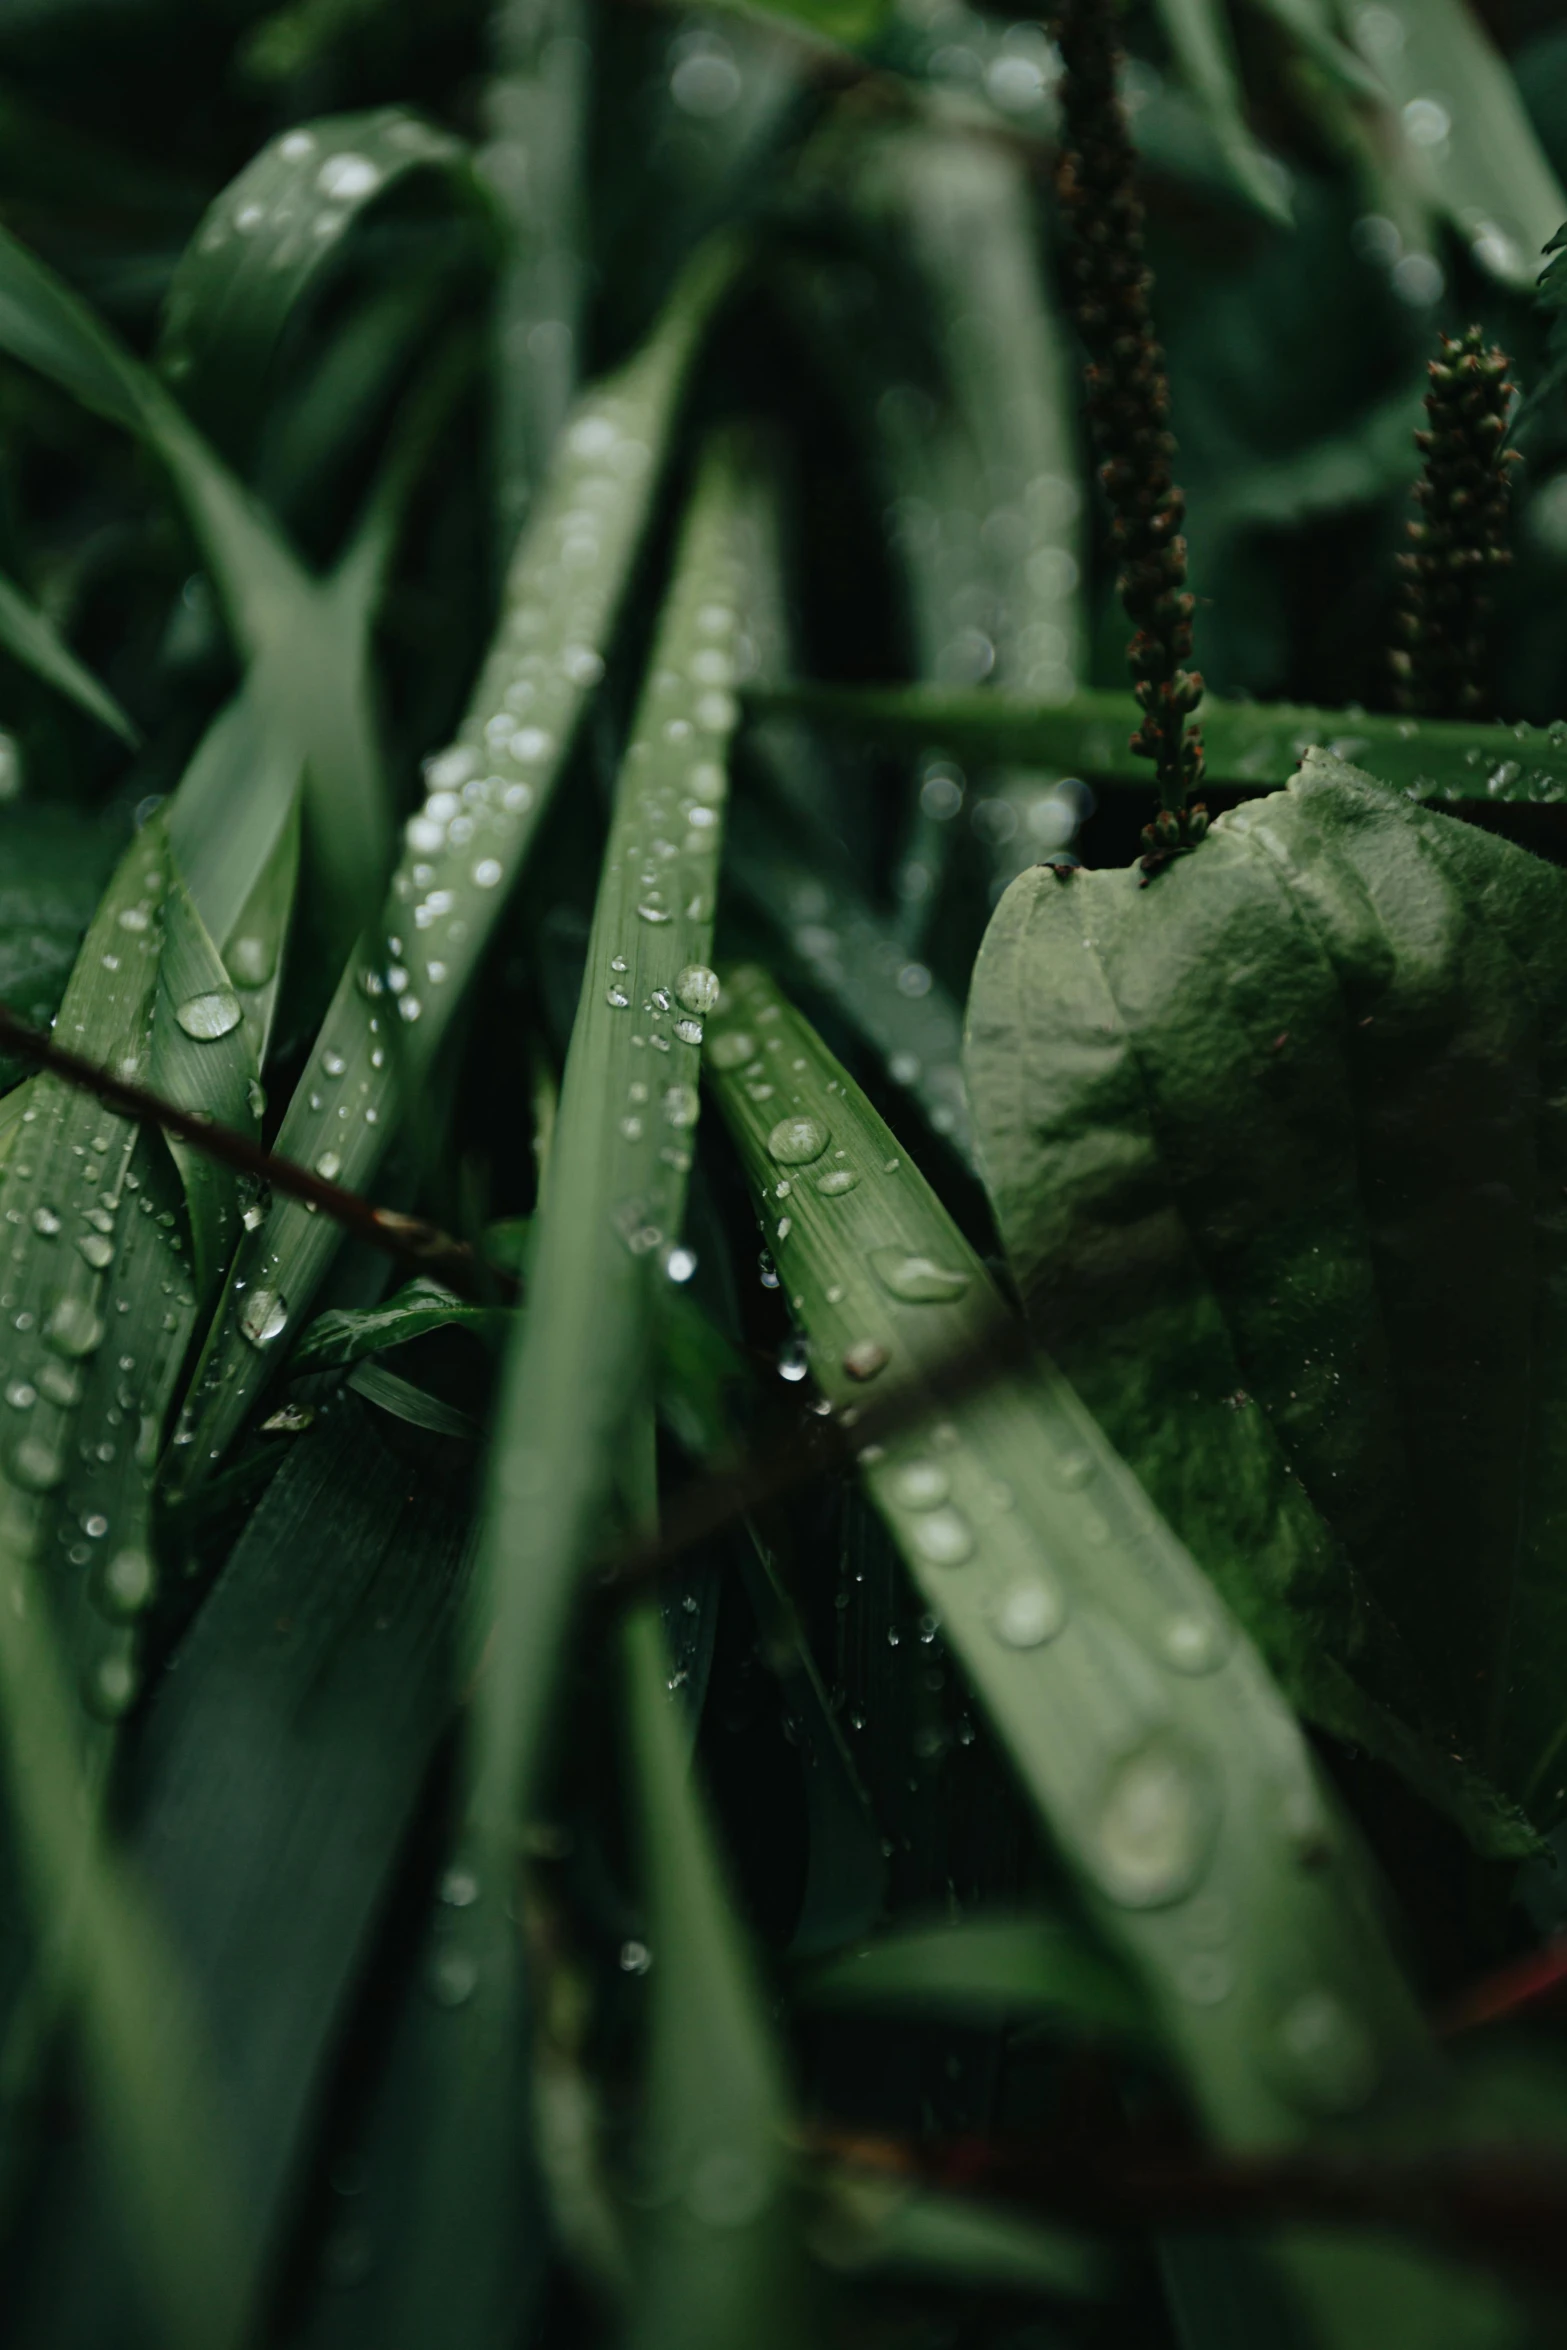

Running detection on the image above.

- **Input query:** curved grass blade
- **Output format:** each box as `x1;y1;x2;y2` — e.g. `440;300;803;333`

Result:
756;680;1567;803
704;965;1445;2141
812;2166;1109;2302
0;561;136;743
1154;0;1293;226
377;430;763;2349
1348;0;1566;290
482;0;588;546
170;237;742;1492
799;1913;1149;2039
160;108;489;460
623;1595;815;2350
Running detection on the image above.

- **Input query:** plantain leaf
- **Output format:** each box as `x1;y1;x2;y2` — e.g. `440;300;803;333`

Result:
171;236;742;1493
966;750;1567;1840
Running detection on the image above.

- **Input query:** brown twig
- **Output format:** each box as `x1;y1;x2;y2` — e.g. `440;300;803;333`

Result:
0;999;514;1305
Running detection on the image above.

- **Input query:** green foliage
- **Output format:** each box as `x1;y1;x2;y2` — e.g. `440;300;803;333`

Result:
0;7;1565;2350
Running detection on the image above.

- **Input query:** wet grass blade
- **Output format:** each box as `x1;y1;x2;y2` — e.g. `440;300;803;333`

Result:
798;1913;1149;2039
0;562;137;743
812;2167;1110;2302
756;680;1567;803
171;237;742;1491
622;1595;814;2350
703;964;1440;2147
377;429;764;2347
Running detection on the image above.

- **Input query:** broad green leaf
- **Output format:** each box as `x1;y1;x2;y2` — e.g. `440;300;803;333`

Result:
799;1913;1149;2040
377;432;764;2350
1153;0;1293;226
0;561;136;742
160;109;490;465
706;963;1443;2139
622;1598;814;2350
758;679;1567;803
965;751;1567;1839
707;964;1535;2345
1347;0;1567;289
171;237;741;1492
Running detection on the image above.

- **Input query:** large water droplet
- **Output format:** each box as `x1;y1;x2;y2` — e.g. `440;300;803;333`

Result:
708;1030;754;1070
989;1578;1066;1648
37;1362;80;1407
816;1167;858;1196
909;1507;973;1566
46;1297;103;1358
778;1339;809;1383
842;1339;889;1381
673;1017;704;1046
11;1435;63;1491
77;1233;114;1271
869;1247;969;1304
95;1546;155;1620
31;1207;60;1237
675;964;721;1014
176;989;242;1041
1091;1736;1214;1909
239;1288;289;1348
315;1150;342;1180
767;1116;829;1166
891;1459;949;1511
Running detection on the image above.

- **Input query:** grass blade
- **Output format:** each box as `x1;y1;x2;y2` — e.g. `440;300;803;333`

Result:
799;1913;1149;2039
0;562;136;744
171;237;742;1491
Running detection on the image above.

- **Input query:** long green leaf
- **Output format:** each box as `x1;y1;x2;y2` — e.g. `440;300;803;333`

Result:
799;1913;1149;2039
171;237;741;1492
1153;0;1293;226
379;430;763;2348
0;562;136;743
757;680;1567;802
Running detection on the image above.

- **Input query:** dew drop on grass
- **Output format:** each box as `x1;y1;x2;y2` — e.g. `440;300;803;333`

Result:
606;987;629;1010
843;1339;889;1381
891;1459;949;1510
427;1949;477;2008
228;934;274;985
989;1578;1066;1648
869;1247;969;1303
816;1167;858;1197
1092;1738;1212;1909
707;1030;753;1069
31;1207;60;1237
77;1234;114;1271
38;1362;79;1407
675;963;721;1013
11;1436;63;1492
85;1652;139;1720
46;1297;103;1358
665;1246;697;1283
95;1546;155;1620
619;1939;652;1974
315;1150;342;1181
1271;1989;1376;2114
239;1288;290;1348
758;1251;779;1290
322;1050;346;1077
176;989;242;1041
663;1084;699;1129
1160;1613;1229;1675
909;1507;973;1566
4;1381;34;1410
778;1339;809;1382
767;1115;829;1166
636;902;672;925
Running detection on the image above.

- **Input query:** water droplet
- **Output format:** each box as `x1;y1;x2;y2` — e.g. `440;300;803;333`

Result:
909;1507;973;1566
427;1949;477;2007
117;906;150;934
843;1339;889;1381
778;1339;809;1382
1091;1736;1214;1908
322;1050;346;1077
775;1215;792;1242
767;1116;829;1166
317;150;380;200
636;903;672;925
758;1251;779;1291
673;1017;703;1046
989;1578;1066;1647
892;1459;950;1510
472;858;503;889
95;1547;155;1620
665;1246;698;1284
176;990;242;1041
85;1651;139;1720
315;1150;342;1180
606;987;630;1010
1051;1449;1094;1489
31;1207;60;1237
77;1233;114;1270
675;964;721;1014
46;1298;103;1358
1271;1989;1376;2114
663;1084;700;1129
869;1247;969;1304
242;1202;266;1232
228;934;274;985
619;1939;652;1974
239;1288;289;1349
1160;1613;1230;1675
4;1381;34;1410
708;1030;754;1070
439;1866;480;1908
38;1362;79;1407
11;1426;66;1491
